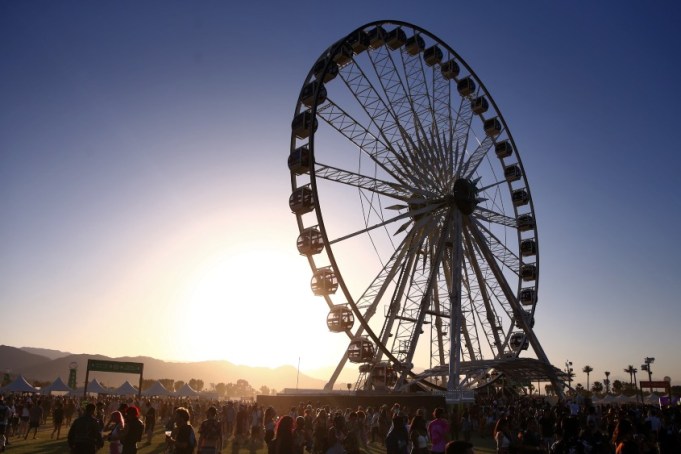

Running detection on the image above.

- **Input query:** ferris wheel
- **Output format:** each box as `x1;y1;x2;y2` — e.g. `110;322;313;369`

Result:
288;20;555;394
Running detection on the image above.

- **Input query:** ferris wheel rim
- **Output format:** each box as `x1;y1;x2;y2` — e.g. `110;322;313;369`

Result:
289;20;541;389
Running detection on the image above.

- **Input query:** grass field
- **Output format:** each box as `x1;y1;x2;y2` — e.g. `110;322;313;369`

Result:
3;424;497;453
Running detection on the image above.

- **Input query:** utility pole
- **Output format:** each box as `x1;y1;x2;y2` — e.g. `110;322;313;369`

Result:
565;360;573;392
642;357;655;393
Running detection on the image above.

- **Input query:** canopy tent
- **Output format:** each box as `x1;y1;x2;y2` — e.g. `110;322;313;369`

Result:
614;394;635;404
76;378;109;394
592;394;616;405
643;393;660;405
175;383;199;397
112;381;139;396
41;377;73;395
142;381;173;397
1;375;38;393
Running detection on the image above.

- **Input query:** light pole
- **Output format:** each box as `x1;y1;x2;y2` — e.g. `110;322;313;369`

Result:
642;357;655;393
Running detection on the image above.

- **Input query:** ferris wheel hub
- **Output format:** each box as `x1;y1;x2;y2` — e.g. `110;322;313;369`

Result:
452;178;479;215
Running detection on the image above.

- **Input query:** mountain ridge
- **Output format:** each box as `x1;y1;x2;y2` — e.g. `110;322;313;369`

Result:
1;345;326;391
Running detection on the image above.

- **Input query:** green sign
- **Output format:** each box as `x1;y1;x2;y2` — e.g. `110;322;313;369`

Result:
68;369;77;389
87;360;143;374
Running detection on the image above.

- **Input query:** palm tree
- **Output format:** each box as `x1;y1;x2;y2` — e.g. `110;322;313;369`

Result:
583;365;594;392
624;365;637;385
604;371;611;394
592;381;604;394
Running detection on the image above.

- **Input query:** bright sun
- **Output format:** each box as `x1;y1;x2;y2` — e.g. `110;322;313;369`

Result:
171;243;346;371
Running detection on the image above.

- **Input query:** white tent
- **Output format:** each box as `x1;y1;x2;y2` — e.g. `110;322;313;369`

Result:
142;381;172;397
643;393;660;405
1;375;38;393
113;381;139;396
593;394;616;406
175;383;199;397
614;394;635;404
41;377;73;395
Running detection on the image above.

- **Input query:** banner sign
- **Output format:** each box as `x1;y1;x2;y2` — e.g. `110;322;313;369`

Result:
87;360;143;374
639;380;670;388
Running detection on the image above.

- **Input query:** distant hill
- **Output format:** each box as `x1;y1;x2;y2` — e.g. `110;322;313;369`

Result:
0;345;50;371
0;345;326;391
20;346;72;360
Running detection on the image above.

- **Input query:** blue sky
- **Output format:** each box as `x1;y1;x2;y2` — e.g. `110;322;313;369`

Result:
2;1;680;388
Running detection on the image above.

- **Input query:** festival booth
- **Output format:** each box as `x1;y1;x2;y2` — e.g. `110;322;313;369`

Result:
112;381;139;396
142;380;173;397
41;377;73;395
0;375;38;394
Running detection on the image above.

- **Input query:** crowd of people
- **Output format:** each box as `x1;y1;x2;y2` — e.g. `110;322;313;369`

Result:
0;392;679;454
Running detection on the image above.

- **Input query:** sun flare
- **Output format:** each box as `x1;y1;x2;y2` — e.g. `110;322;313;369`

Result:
172;243;347;371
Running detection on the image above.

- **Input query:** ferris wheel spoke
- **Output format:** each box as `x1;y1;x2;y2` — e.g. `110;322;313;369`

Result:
451;97;474;176
460;272;483;360
399;49;454;190
467;220;552;364
394;126;446;192
394;211;455;383
399;49;436;150
338;59;395;139
462;230;505;357
465;222;524;316
337;57;415;168
383;217;442;366
328;202;441;246
431;57;453;155
314;163;412;200
316;99;406;184
442;258;475;362
476;179;507;195
353;225;425;313
472;207;517;229
382;236;427;365
462;134;496;178
366;44;414;152
475;221;521;271
364;38;444;188
441;243;487;363
465;235;516;354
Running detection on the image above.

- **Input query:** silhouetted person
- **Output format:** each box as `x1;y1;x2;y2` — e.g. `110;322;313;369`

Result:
445;440;475;454
386;414;409;454
51;402;65;440
68;403;104;454
269;415;294;454
168;407;196;454
121;406;144;454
